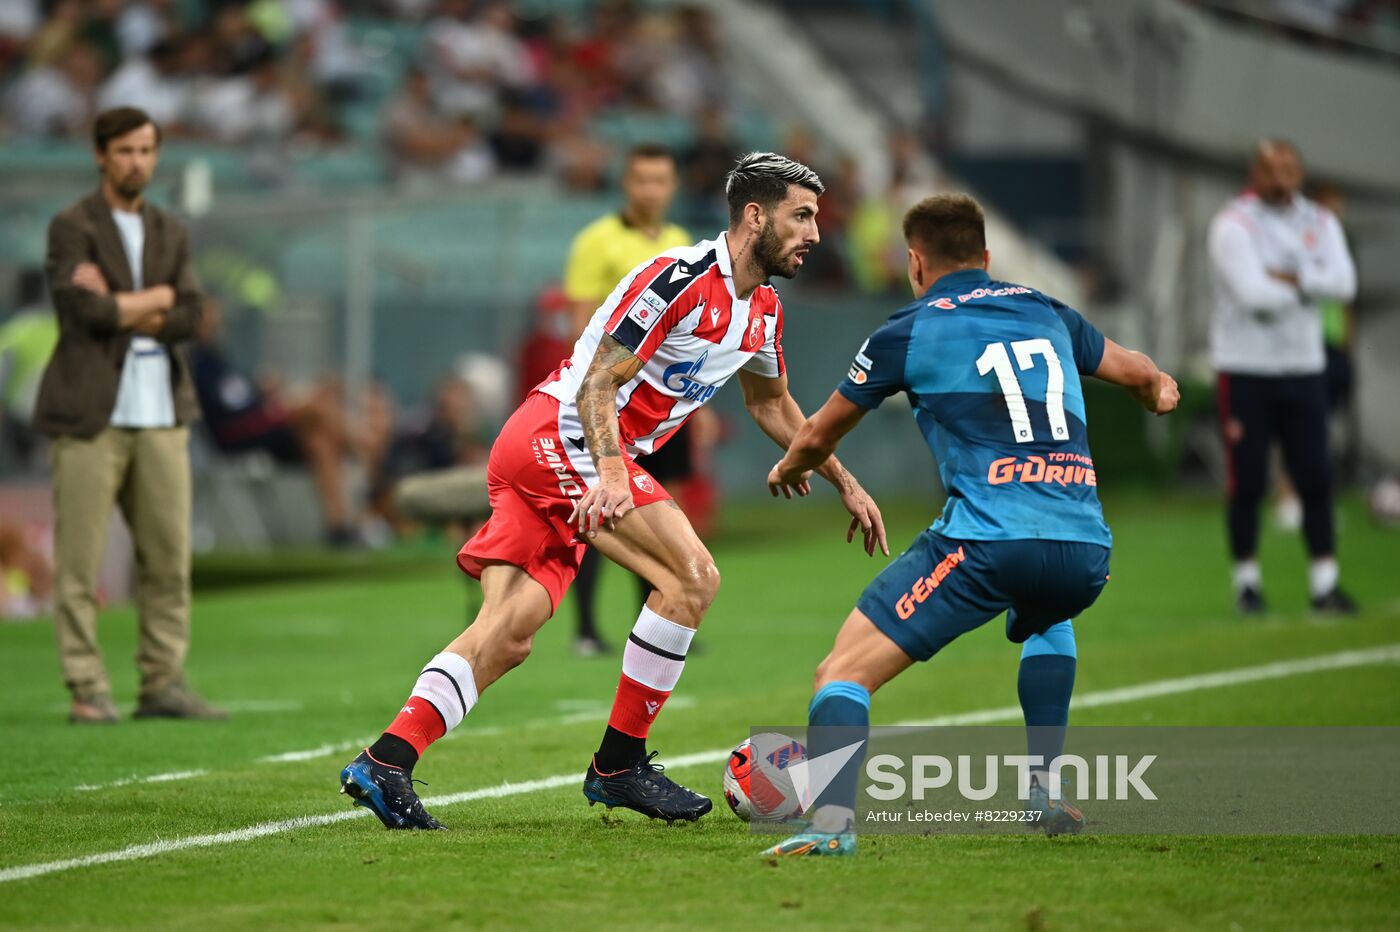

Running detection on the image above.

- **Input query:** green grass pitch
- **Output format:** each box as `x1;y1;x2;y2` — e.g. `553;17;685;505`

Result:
1;493;1397;930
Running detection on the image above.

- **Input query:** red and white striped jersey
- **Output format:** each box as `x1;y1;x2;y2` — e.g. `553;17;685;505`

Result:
537;232;785;457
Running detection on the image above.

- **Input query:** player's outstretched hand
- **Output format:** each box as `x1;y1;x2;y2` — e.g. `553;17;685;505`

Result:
839;483;889;557
1154;372;1181;416
569;477;635;538
767;461;812;499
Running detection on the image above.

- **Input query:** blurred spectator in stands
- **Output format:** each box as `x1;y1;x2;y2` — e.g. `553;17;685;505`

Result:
778;126;852;285
0;269;58;472
554;128;610;193
652;4;726;119
384;0;437;21
189;298;380;548
208;3;264;76
0;0;40;73
193;44;299;145
116;0;177;60
288;0;370;105
848;187;903;295
0;0;736;190
427;0;533;120
530;16;603;125
515;286;574;404
490;90;546;172
383;66;494;185
453;350;511;434
682;106;738;228
443;113;496;182
97;36;187;128
28;0;85;68
4;39;100;138
849;131;939;294
383;67;464;172
817;154;863;287
372;374;489;529
0;519;52;622
568;0;635;108
76;0;123;75
383;66;466;176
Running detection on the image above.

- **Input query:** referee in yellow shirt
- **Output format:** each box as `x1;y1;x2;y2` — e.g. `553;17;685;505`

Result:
561;143;708;656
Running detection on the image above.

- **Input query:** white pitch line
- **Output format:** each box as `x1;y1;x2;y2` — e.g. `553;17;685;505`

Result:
251;700;700;766
74;770;210;793
257;738;377;765
5;642;1398;886
255;698;700;765
899;642;1400;727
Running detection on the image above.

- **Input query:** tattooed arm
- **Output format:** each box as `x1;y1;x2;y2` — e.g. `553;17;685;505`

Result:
569;334;645;537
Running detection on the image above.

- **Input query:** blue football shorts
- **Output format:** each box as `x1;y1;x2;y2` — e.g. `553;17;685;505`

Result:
856;529;1111;662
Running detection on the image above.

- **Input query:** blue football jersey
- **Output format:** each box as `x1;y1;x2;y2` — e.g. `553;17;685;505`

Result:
838;269;1112;547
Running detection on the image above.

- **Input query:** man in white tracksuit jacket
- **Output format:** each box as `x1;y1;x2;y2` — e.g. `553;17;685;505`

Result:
1208;139;1357;616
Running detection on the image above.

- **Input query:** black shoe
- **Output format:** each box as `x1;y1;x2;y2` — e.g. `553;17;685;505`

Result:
1312;587;1359;616
340;750;446;830
582;751;712;822
1236;586;1267;617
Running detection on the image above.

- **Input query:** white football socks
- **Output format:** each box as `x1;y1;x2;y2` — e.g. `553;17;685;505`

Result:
1236;557;1340;598
412;652;478;733
1232;560;1262;594
1309;557;1339;599
621;606;695;691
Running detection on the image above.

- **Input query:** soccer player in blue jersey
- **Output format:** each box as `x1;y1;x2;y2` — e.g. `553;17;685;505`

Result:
762;194;1179;856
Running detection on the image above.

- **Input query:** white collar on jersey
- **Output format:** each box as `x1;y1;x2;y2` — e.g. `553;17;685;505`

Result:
714;230;734;278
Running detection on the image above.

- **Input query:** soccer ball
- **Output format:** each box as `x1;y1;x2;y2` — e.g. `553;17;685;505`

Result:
722;733;807;822
1369;476;1400;527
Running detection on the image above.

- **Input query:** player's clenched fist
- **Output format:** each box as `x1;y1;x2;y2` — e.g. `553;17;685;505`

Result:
1154;372;1181;416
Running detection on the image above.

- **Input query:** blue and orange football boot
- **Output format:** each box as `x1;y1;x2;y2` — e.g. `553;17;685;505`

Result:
1026;774;1084;836
760;827;857;858
339;750;446;830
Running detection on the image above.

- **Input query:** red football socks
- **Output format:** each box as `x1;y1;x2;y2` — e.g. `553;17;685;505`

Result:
606;673;671;739
384;695;447;757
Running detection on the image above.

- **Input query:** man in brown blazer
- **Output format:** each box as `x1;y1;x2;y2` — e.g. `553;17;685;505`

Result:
37;106;225;723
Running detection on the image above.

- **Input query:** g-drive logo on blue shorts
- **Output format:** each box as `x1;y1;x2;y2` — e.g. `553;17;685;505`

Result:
663;351;717;403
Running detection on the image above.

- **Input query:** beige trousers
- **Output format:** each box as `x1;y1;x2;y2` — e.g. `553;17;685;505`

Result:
392;465;490;523
51;426;192;700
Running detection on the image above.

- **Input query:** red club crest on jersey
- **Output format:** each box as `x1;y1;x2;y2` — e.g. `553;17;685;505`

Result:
932;297;956;310
633;473;655;494
741;313;766;352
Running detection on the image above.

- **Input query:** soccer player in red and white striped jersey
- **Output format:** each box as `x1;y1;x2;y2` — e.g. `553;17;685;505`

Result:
339;153;889;829
539;230;786;471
